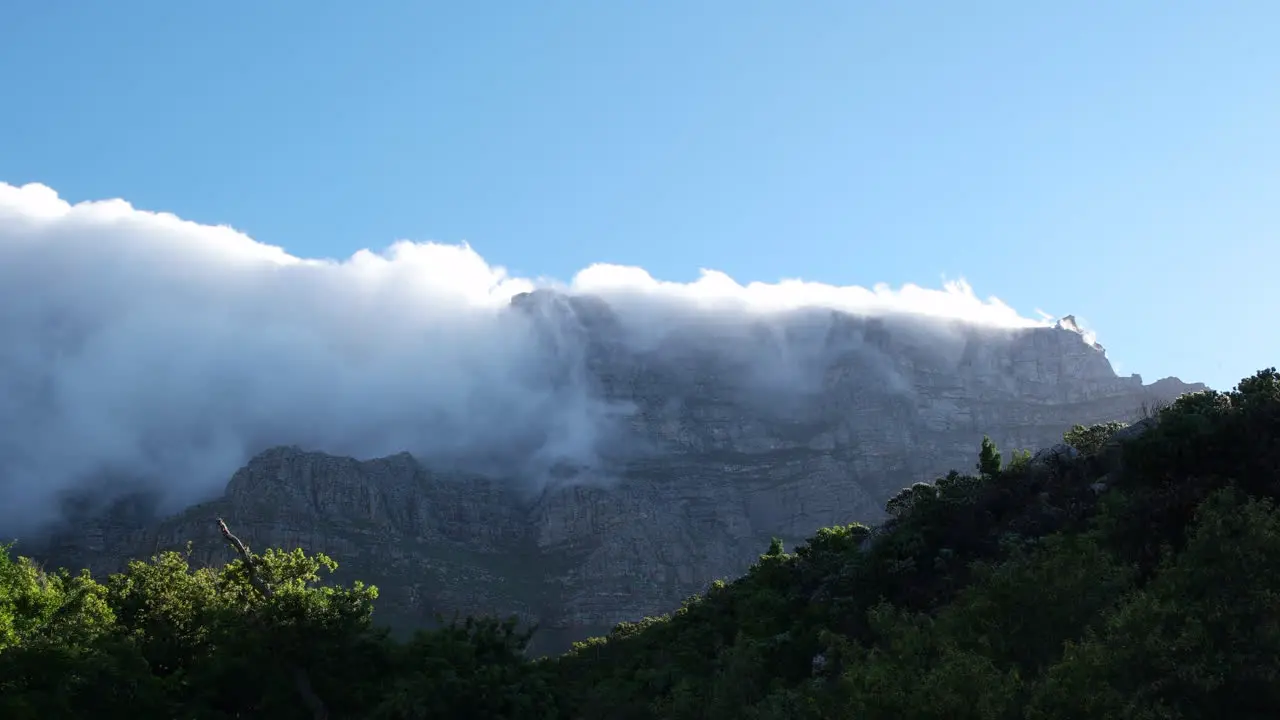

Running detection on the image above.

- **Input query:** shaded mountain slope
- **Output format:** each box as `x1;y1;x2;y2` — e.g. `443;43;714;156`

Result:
28;303;1203;651
3;367;1277;719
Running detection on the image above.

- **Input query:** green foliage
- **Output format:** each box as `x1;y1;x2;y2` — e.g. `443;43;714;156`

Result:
2;367;1278;718
0;541;541;718
372;616;560;719
977;435;1002;477
1028;489;1280;719
886;481;938;519
765;537;785;557
0;546;114;653
545;367;1280;718
1063;420;1128;455
1005;448;1034;472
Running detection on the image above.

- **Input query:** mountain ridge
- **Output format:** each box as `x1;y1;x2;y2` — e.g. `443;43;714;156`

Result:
24;298;1206;651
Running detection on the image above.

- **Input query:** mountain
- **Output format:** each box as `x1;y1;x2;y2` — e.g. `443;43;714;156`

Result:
27;294;1205;651
7;367;1276;719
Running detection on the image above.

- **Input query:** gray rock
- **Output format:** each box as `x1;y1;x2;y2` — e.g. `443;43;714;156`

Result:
1109;416;1161;445
1030;443;1081;468
1097;415;1163;473
33;298;1206;652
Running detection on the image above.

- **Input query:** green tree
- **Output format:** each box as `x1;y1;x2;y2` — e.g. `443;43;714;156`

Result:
1029;489;1280;719
371;616;559;720
5;366;1280;720
977;435;1002;477
1062;421;1127;455
765;537;785;557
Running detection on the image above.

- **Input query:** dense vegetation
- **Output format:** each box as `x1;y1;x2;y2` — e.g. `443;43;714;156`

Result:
3;368;1279;719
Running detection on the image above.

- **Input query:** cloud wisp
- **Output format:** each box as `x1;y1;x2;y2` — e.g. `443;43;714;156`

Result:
0;182;1052;533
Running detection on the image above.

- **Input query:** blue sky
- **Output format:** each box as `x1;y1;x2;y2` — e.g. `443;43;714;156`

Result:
3;1;1276;391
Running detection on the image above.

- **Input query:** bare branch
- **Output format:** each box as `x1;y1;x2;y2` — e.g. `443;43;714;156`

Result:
217;516;272;598
215;517;329;720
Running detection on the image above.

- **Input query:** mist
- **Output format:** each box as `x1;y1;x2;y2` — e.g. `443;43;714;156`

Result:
0;182;1055;533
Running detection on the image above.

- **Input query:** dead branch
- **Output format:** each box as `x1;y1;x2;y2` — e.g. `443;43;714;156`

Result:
217;517;272;599
216;516;329;720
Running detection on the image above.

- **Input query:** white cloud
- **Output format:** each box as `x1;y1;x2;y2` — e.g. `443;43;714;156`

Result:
0;182;1057;533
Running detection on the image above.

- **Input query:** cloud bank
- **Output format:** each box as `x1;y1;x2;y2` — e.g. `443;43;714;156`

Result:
0;182;1052;534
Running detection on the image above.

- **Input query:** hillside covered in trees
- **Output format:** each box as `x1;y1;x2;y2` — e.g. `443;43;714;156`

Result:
3;368;1279;719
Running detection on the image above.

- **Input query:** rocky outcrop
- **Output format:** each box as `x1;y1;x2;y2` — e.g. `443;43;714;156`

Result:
33;296;1206;652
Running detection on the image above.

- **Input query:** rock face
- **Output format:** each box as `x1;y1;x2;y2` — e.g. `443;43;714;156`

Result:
34;294;1206;652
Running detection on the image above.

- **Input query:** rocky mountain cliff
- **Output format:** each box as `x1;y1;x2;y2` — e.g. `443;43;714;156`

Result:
31;294;1205;652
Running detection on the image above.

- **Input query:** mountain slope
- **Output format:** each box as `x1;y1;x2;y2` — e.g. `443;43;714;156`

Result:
29;300;1204;651
3;368;1276;719
550;367;1280;719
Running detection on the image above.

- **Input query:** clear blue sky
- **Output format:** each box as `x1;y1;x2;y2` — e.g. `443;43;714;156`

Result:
3;1;1276;391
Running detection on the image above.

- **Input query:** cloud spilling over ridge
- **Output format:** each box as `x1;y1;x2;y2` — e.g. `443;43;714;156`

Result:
0;182;1053;533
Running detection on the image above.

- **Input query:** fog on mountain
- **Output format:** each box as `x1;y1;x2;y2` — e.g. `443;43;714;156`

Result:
1;181;1060;535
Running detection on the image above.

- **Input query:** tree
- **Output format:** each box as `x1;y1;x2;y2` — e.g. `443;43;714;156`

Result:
371;616;559;720
6;365;1280;720
977;435;1002;478
1062;422;1127;456
765;537;785;558
1029;490;1280;718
